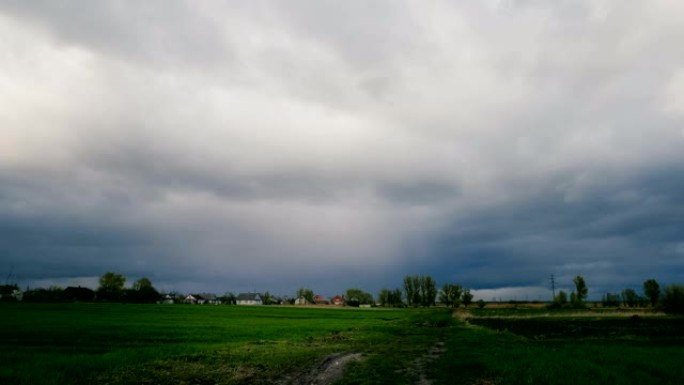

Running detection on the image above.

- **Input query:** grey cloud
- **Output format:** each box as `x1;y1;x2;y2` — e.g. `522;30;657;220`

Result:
1;1;683;298
0;0;235;69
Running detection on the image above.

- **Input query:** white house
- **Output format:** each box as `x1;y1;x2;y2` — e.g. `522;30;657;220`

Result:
236;292;263;305
184;294;206;304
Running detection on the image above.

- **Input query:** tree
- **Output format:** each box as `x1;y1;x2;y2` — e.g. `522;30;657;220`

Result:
621;288;639;307
404;275;437;307
439;284;463;308
132;277;153;291
643;279;661;307
403;276;417;307
549;290;568;308
296;287;314;304
378;288;391;307
661;285;684;314
602;292;621;307
262;291;272;305
221;292;237;305
127;277;160;303
573;276;588;304
461;288;474;308
476;299;486;309
345;288;373;307
379;288;403;307
422;276;438;307
97;272;126;301
391;288;404;307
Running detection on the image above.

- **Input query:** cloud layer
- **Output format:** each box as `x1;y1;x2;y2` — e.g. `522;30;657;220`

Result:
1;1;683;299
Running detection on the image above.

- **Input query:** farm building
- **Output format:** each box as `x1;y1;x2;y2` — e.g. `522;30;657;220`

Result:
294;296;309;305
236;292;263;305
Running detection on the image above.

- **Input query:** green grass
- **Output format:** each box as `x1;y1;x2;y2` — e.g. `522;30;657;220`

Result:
2;303;683;384
0;303;449;384
432;311;684;385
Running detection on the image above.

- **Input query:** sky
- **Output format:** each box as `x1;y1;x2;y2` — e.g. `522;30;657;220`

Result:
1;1;683;300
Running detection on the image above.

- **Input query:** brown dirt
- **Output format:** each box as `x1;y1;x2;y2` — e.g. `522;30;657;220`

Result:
275;352;363;385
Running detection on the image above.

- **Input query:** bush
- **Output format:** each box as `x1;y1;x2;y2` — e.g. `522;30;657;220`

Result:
661;285;684;314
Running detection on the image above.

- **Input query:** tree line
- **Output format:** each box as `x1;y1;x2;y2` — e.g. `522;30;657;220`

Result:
6;271;684;314
601;279;684;314
376;275;477;309
15;272;161;304
549;276;684;314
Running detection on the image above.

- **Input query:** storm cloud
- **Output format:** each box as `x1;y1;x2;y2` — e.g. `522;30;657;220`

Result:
1;1;683;299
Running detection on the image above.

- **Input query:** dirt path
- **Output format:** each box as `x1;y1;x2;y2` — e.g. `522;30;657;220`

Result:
275;352;363;385
401;341;446;385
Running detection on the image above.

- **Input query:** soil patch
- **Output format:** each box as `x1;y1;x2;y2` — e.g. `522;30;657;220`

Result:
399;341;446;385
276;352;363;385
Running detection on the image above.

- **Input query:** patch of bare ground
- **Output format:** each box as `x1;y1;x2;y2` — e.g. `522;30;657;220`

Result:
274;352;363;385
397;341;446;385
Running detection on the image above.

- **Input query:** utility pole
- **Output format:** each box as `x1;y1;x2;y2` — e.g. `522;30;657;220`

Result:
549;274;556;300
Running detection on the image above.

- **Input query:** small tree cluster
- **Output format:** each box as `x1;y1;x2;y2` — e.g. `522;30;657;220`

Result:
601;280;662;309
439;284;463;308
378;288;403;307
620;288;645;308
403;275;437;307
601;292;621;307
95;272;160;303
345;288;373;307
296;288;314;304
548;276;587;309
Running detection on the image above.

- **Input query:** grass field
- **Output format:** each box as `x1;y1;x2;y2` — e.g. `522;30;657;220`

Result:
2;303;683;384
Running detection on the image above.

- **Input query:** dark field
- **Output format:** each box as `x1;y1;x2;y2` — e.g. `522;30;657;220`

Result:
469;315;684;341
2;303;683;384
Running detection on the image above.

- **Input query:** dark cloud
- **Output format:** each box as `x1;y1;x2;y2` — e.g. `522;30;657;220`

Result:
1;1;683;299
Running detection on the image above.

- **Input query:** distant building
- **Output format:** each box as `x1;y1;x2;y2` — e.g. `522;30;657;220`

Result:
314;295;329;305
161;294;175;304
236;292;263;305
63;286;95;302
294;296;309;305
0;285;22;302
185;294;205;304
331;295;345;306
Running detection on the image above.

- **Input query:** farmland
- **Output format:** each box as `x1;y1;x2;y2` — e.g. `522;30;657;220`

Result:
1;303;683;384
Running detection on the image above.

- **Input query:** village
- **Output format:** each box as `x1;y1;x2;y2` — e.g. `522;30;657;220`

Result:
0;282;366;307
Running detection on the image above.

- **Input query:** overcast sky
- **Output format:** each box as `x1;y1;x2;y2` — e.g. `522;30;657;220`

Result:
1;1;683;300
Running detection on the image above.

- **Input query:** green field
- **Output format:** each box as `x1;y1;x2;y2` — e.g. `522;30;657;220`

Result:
2;304;683;384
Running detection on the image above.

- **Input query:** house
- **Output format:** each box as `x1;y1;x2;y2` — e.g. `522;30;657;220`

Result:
236;292;263;305
201;293;220;305
184;294;206;304
331;295;345;306
314;295;329;305
161;294;175;304
294;296;309;305
0;285;22;302
63;286;95;302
